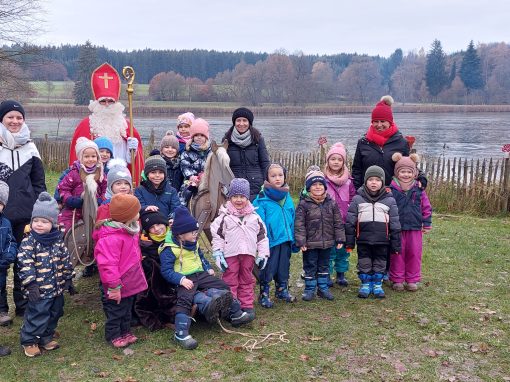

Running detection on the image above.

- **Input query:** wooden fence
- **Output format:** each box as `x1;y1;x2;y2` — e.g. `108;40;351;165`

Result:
33;138;510;215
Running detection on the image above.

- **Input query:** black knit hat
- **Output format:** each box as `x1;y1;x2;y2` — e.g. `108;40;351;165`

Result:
171;206;199;236
0;100;25;121
144;155;167;177
140;210;168;232
232;107;254;126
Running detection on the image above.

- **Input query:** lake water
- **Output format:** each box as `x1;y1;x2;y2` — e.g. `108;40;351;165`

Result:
27;113;510;159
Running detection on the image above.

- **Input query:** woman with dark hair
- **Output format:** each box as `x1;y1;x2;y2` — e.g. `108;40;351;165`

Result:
223;107;270;200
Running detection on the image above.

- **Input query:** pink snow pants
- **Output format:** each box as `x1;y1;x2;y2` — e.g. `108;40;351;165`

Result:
223;254;255;310
389;230;423;283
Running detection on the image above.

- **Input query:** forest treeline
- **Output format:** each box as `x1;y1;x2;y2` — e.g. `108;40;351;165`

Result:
2;39;510;105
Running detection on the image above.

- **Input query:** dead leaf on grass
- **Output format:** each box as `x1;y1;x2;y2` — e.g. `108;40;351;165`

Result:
394;360;407;373
123;348;135;356
112;354;123;361
424;349;439;357
90;322;97;331
470;343;489;353
300;354;310;361
380;353;389;359
96;371;109;378
340;312;351;318
309;335;323;341
153;348;176;355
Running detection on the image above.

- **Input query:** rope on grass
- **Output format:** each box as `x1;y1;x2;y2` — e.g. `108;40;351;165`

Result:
217;319;289;352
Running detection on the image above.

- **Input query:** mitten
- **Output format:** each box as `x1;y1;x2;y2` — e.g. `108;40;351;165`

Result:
65;196;83;209
212;251;228;272
26;282;40;302
255;256;268;271
127;137;138;151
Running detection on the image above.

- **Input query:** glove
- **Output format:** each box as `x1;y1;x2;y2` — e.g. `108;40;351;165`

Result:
255;256;268;271
65;196;83;209
64;279;77;295
212;251;228;272
127;137;138;151
26;282;40;302
291;243;301;254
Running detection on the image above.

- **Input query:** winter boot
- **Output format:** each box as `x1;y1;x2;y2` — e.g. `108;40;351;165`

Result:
0;345;10;357
174;313;198;350
317;275;335;301
327;276;334;288
258;283;274;308
358;273;372;298
275;282;297;303
302;278;317;301
372;273;386;299
0;312;12;326
82;264;97;278
205;288;233;320
336;272;349;287
229;299;253;327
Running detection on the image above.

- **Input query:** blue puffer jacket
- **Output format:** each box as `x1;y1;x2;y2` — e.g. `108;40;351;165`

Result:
0;214;17;269
134;181;180;220
252;190;295;248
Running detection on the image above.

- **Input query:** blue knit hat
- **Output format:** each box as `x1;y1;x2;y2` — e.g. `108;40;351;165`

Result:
305;168;327;192
94;136;114;158
172;206;199;235
227;178;250;199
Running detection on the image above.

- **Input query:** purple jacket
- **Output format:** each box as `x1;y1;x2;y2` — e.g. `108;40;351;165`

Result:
325;177;356;223
93;225;148;298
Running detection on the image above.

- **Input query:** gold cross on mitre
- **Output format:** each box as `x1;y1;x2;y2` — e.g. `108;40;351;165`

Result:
98;72;114;88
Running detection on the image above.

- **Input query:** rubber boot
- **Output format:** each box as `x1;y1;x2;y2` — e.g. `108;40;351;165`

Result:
204;288;233;320
275;281;296;303
358;273;372;298
327;276;334;288
174;313;198;350
302;278;317;301
317;275;334;301
372;273;386;299
336;272;349;287
258;283;274;308
229;299;253;327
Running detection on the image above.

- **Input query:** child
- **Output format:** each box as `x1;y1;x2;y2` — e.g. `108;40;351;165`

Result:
160;206;236;350
179;118;211;206
176;112;195;153
252;164;297;308
18;192;74;357
345;165;401;299
57;137;107;232
211;178;270;322
93;194;148;348
295;169;345;301
0;181;17;329
389;153;432;292
134;155;180;224
324;143;356;287
94;136;114;174
160;131;184;192
97;159;133;221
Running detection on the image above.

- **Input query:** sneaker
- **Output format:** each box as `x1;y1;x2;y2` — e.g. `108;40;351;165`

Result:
230;311;253;327
392;282;405;291
406;283;418;292
243;308;256;321
23;344;41;357
0;312;12;326
122;333;138;345
111;336;129;348
317;289;334;301
174;334;198;350
41;340;60;351
0;345;11;357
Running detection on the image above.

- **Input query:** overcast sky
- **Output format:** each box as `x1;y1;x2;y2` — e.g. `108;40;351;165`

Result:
34;0;509;57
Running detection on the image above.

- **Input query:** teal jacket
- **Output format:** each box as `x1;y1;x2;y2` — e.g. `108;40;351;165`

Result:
252;190;295;248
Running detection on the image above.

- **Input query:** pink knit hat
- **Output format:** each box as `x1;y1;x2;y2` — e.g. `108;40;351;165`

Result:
177;112;195;127
190;118;210;140
392;152;419;178
75;137;100;161
326;142;347;162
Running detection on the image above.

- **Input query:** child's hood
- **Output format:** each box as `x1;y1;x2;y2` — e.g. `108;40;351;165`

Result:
93;224;128;241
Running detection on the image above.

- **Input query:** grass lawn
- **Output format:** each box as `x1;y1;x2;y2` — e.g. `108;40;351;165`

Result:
0;175;509;381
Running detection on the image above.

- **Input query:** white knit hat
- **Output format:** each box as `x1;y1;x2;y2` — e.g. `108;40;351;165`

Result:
75;137;100;161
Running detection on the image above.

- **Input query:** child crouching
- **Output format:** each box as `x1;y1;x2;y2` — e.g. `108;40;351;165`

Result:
94;194;148;348
18;192;74;357
160;206;235;350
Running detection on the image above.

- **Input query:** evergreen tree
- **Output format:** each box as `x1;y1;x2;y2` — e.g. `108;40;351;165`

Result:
73;41;97;105
459;40;483;91
449;61;457;86
425;39;449;97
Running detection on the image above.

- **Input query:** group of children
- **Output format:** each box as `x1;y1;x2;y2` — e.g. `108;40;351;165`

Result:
0;112;432;357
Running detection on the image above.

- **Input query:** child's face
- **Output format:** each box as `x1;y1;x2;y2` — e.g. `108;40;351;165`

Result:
267;167;285;187
178;123;191;137
230;194;248;210
111;180;131;195
148;170;165;187
192;133;207;145
366;177;383;193
309;182;325;197
397;168;415;183
179;230;198;242
81;148;99;167
161;145;178;159
99;149;111;164
32;217;53;234
328;154;344;173
149;223;166;236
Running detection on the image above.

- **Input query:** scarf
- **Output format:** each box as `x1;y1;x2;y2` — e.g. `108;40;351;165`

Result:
362;185;387;203
32;228;62;247
171;235;198;251
365;122;398;147
0;122;31;149
226;200;255;217
149;230;168;244
141;172;166;195
230;128;252;148
324;165;350;187
309;191;327;204
263;181;289;202
187;140;211;154
393;177;416;192
105;220;140;235
163;155;180;170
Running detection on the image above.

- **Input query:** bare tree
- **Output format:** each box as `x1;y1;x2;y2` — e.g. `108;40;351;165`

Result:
338;57;385;104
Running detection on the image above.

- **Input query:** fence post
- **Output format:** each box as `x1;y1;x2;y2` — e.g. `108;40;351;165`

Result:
502;155;510;213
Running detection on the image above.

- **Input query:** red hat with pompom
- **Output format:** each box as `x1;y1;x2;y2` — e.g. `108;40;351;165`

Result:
371;95;394;124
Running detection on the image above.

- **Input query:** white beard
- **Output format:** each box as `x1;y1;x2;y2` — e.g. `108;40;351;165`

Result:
88;100;128;144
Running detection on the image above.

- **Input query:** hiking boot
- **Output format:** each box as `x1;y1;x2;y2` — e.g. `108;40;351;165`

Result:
41;340;60;351
258;284;273;308
317;288;335;300
336;272;349;287
372;273;386;299
358;273;372;299
230;311;253;327
205;288;233;321
406;282;418;292
0;345;11;357
205;293;233;323
392;282;405;291
175;334;198;350
111;336;129;348
0;312;12;326
23;344;41;357
122;333;138;345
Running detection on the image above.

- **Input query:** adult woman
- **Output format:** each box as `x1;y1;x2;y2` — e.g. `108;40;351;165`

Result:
0;100;46;316
223;107;270;200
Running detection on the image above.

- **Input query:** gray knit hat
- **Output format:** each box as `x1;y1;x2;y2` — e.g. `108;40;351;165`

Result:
160;131;179;152
107;159;132;196
364;165;385;185
144;155;167;177
0;181;9;207
32;192;59;226
227;178;250;199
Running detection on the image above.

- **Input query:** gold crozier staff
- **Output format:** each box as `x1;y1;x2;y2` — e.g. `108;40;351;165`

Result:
122;66;137;185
